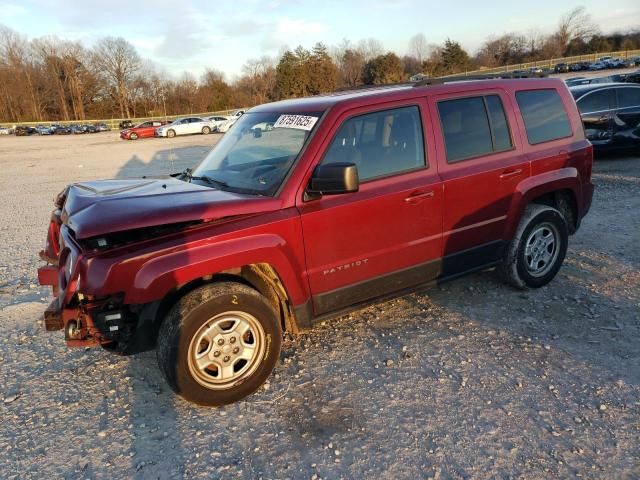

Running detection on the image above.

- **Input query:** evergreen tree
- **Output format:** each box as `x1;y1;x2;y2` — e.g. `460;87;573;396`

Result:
439;39;472;74
361;52;405;85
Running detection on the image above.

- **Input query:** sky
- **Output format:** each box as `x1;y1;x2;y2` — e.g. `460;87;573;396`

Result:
1;0;639;80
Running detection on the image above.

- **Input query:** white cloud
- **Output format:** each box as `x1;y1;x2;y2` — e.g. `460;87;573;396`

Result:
262;17;329;50
0;1;27;17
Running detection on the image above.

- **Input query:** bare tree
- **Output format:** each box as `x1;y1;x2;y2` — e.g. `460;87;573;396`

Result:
553;7;599;55
357;38;384;61
408;33;429;64
0;25;42;120
92;37;140;118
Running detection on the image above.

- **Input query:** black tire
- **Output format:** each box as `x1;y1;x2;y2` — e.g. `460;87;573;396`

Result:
156;282;282;406
130;132;138;140
201;126;211;135
498;204;568;289
167;129;176;138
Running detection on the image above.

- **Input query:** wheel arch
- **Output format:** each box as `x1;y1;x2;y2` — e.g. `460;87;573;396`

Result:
137;262;301;353
505;168;581;239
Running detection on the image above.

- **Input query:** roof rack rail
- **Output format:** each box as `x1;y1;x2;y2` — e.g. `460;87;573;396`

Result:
332;82;413;93
413;72;542;87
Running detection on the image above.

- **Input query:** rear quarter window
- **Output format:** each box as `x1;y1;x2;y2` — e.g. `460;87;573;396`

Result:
617;87;640;108
516;89;572;144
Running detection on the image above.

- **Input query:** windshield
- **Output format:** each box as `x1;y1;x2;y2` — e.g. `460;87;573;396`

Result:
191;111;321;196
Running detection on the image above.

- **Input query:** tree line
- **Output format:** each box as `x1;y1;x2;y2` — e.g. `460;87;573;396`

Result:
1;7;638;123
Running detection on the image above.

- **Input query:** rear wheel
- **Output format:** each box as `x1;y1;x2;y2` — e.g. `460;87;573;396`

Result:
156;282;282;406
167;129;176;138
498;204;568;289
201;126;211;135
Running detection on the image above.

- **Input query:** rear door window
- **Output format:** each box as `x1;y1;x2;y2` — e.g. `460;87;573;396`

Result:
617;87;640;109
515;89;572;144
437;94;513;163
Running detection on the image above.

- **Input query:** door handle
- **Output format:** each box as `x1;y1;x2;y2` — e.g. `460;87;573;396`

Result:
499;168;523;179
404;191;434;203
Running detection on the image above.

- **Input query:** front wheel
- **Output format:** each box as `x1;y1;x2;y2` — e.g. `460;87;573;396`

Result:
498;204;568;289
156;282;282;406
167;129;176;138
201;126;211;135
130;132;138;140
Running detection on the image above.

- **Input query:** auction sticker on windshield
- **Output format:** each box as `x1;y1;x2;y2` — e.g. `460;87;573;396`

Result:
273;114;318;131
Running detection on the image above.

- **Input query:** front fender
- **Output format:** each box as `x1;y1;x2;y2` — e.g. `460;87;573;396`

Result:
127;233;308;306
504;167;581;239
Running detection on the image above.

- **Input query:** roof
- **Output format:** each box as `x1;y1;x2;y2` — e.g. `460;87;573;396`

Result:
569;82;640;98
250;78;568;114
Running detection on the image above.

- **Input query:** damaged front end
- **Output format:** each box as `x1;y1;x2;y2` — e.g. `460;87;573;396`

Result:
38;208;128;348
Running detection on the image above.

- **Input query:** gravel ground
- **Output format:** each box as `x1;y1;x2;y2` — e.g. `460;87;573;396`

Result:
0;133;639;479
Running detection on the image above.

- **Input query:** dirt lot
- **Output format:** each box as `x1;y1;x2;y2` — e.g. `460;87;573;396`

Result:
0;133;639;479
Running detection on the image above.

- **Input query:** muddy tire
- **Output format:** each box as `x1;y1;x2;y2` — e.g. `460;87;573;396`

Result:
156;282;281;406
167;129;176;138
498;204;568;289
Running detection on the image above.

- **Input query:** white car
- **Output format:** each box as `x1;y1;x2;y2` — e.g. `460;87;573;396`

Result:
0;126;13;135
155;117;215;138
216;109;247;133
207;116;230;132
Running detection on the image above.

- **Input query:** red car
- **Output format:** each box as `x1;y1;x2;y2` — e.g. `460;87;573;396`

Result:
120;120;167;140
38;77;593;406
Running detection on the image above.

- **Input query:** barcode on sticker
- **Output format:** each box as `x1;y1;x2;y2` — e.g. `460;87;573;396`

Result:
273;115;318;131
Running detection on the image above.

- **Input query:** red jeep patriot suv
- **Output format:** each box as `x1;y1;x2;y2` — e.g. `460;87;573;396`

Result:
38;78;594;406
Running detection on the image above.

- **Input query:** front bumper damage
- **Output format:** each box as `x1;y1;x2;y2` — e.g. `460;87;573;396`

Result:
37;212;124;347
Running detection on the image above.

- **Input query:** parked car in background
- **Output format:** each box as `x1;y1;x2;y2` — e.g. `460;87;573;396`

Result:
589;61;608;71
34;125;53;135
0;125;13;135
120;120;167;140
155;117;215;138
207;116;230;132
83;124;98;133
70;125;85;134
53;125;72;135
15;126;36;136
566;76;613;87
216;111;246;133
527;66;545;77
607;58;625;69
554;63;569;73
570;83;640;152
95;123;110;132
37;77;594;406
119;119;134;129
625;70;640;84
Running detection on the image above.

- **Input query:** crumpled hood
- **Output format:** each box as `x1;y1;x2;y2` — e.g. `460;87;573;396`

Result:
60;177;282;239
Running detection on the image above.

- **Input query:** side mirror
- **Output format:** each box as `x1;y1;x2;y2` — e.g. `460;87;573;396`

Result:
308;163;359;195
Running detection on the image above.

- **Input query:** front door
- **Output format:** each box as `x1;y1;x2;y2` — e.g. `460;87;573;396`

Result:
298;104;443;316
576;88;616;146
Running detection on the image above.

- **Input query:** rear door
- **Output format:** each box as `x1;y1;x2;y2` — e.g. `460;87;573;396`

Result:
613;86;640;149
575;88;615;145
429;90;529;271
298;102;443;315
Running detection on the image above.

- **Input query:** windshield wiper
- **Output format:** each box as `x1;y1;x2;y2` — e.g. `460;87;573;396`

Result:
173;168;229;189
191;175;229;189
